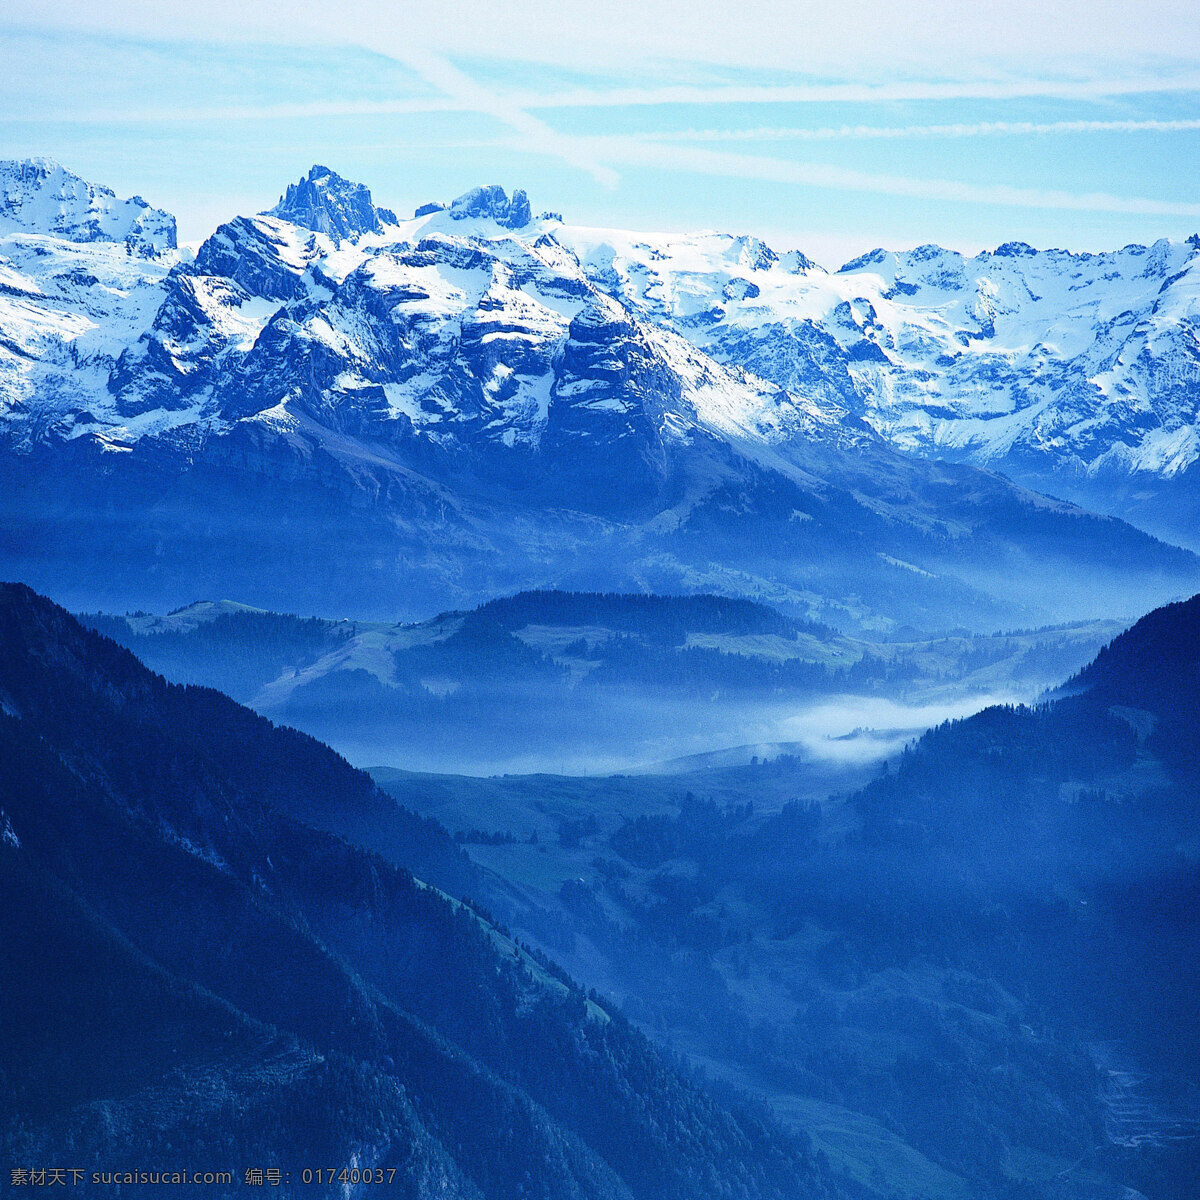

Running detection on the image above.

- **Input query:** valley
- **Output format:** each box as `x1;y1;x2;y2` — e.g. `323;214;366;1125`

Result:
59;584;1200;1197
361;598;1200;1200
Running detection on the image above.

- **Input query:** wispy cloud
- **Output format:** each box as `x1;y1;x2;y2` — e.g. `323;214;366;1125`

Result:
13;78;1200;127
348;45;621;188
4;41;623;188
637;117;1200;143
12;0;1200;87
515;75;1200;110
3;98;462;124
563;138;1200;218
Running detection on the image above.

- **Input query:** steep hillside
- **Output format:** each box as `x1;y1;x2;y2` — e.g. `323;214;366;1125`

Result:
0;583;846;1200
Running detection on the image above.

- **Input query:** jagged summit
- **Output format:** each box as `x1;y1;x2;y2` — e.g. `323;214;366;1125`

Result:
0;157;175;254
991;239;1039;258
264;164;397;242
416;184;534;229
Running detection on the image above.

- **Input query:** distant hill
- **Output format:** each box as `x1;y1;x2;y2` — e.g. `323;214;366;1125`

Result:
80;590;1122;774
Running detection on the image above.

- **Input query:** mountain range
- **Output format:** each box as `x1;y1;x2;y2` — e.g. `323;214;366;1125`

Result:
1;159;1197;631
574;223;1200;547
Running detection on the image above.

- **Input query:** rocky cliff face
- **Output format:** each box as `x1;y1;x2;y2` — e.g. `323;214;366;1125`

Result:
266;163;398;242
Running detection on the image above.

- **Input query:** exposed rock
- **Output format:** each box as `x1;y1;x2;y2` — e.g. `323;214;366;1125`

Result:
266;164;397;242
448;185;533;229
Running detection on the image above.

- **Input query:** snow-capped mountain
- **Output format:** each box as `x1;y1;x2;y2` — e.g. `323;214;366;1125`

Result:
0;164;178;442
0;159;1195;629
54;166;856;485
0;157;175;253
558;225;1200;544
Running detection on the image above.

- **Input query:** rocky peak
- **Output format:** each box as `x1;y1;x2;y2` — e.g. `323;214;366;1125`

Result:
447;185;533;229
992;240;1037;259
265;165;397;243
0;157;176;254
837;247;889;274
778;249;816;273
732;236;778;271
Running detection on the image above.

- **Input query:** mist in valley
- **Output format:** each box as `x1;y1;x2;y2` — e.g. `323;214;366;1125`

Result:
326;687;1027;778
80;589;1119;779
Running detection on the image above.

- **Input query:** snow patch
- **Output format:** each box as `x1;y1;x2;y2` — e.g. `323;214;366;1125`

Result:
1;811;20;849
877;553;935;578
160;824;230;872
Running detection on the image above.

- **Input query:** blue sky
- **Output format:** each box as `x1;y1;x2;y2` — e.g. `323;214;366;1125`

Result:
2;0;1199;266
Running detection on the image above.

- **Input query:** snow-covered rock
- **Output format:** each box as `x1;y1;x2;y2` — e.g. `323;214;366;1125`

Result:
559;223;1200;518
0;158;175;255
92;185;858;505
265;164;397;243
447;185;532;229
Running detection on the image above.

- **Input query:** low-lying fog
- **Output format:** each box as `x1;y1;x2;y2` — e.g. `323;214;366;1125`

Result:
329;689;1027;778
